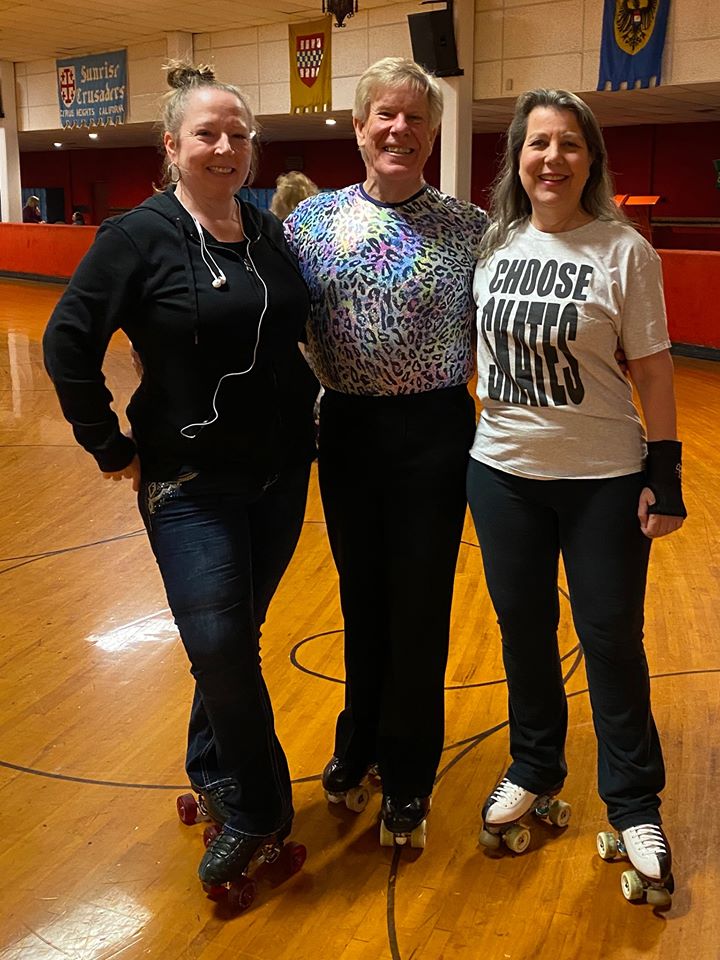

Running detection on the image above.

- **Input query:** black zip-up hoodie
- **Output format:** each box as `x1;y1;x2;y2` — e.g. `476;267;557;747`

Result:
44;189;318;482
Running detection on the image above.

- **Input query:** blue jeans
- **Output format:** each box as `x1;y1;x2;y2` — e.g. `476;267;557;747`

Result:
467;459;664;830
138;462;311;836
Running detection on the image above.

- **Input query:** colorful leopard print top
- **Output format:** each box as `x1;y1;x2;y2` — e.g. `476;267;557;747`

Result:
285;183;488;396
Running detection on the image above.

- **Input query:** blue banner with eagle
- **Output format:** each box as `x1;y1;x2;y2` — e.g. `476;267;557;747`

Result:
597;0;670;91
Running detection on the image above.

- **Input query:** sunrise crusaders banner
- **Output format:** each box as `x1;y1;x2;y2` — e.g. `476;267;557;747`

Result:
56;50;127;127
289;18;332;114
598;0;670;91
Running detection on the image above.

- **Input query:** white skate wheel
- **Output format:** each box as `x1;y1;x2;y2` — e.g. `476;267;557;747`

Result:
325;790;344;804
379;821;394;847
621;869;644;901
410;820;427;849
504;824;531;854
646;886;672;909
345;786;369;813
596;831;618;860
548;798;571;827
479;828;501;851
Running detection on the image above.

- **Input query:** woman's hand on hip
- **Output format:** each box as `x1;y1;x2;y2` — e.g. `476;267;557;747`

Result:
638;486;685;539
102;455;141;492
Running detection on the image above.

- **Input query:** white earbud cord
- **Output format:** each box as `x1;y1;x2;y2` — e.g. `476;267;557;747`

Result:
180;238;269;439
190;212;227;289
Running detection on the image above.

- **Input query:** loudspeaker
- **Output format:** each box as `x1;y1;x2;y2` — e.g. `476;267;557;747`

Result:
408;9;462;78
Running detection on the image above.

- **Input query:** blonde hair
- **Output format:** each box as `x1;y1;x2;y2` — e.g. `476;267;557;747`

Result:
159;60;259;187
353;57;443;129
480;88;626;261
270;171;319;220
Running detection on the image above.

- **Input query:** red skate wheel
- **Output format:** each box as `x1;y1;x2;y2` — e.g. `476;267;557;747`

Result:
280;841;307;875
202;823;221;848
177;793;199;825
202;882;228;902
228;877;257;912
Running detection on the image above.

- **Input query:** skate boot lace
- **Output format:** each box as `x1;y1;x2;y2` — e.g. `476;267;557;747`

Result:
490;778;527;808
625;823;667;855
622;823;672;882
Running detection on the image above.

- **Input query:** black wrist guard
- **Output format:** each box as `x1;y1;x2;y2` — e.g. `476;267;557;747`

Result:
645;440;687;518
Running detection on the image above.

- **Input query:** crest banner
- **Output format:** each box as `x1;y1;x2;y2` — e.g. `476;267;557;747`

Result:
598;0;670;91
289;18;332;114
56;50;127;127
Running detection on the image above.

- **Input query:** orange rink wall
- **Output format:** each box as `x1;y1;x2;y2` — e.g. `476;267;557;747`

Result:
0;224;718;351
0;224;97;281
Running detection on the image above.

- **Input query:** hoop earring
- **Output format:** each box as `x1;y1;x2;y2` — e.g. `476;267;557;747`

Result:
169;162;181;184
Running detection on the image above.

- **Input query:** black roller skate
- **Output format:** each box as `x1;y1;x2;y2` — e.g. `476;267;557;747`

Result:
322;755;378;812
597;823;674;908
379;795;431;848
198;821;306;913
479;777;571;854
176;780;235;827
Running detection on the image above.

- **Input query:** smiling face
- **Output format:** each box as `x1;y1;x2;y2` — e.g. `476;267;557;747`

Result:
163;87;254;201
519;106;593;229
354;84;438;202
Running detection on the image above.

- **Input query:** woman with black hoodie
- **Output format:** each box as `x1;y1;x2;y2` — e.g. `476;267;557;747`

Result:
43;62;318;892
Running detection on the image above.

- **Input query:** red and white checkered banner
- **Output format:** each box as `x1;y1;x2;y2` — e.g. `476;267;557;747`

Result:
289;17;332;114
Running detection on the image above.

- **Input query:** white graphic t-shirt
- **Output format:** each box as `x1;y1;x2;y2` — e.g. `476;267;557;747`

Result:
471;218;671;479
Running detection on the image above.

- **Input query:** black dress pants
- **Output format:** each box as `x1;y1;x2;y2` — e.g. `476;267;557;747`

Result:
318;385;476;798
467;458;666;830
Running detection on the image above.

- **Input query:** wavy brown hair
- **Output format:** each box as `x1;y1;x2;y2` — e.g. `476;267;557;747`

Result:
480;88;626;260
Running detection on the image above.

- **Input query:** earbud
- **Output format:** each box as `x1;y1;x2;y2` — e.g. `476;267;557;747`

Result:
211;274;226;289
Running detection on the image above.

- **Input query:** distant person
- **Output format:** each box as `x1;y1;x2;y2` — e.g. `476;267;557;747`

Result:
22;196;44;223
71;211;86;225
270;171;319;221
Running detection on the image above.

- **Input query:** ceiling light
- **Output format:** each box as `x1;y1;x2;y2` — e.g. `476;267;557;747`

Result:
53;141;62;148
323;0;358;28
325;118;337;126
88;132;99;140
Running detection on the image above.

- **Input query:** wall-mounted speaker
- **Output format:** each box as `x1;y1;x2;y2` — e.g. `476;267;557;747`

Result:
407;7;463;78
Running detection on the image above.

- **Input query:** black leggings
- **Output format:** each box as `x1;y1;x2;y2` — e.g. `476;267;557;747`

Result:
467;458;665;830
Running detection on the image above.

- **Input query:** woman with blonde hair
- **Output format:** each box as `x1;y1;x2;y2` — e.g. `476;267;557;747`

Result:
44;61;317;897
270;171;319;220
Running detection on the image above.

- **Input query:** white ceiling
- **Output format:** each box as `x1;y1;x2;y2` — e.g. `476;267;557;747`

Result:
4;0;720;152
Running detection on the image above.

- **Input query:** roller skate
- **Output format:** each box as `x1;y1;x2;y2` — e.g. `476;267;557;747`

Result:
379;795;430;848
198;822;306;913
322;755;379;812
176;781;234;827
478;777;571;854
596;823;674;908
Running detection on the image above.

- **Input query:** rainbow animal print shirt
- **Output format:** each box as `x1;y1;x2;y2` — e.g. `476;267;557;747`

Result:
285;183;488;396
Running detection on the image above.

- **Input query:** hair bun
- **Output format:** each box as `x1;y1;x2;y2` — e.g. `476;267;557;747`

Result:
165;60;216;90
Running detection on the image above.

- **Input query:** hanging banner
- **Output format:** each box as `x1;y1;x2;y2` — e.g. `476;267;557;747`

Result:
597;0;670;91
289;17;332;114
56;50;127;127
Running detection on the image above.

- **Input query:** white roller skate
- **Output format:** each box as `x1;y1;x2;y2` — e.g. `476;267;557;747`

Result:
479;777;571;854
596;823;674;908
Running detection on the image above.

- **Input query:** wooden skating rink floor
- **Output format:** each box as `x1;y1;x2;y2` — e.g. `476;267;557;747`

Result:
1;277;718;960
